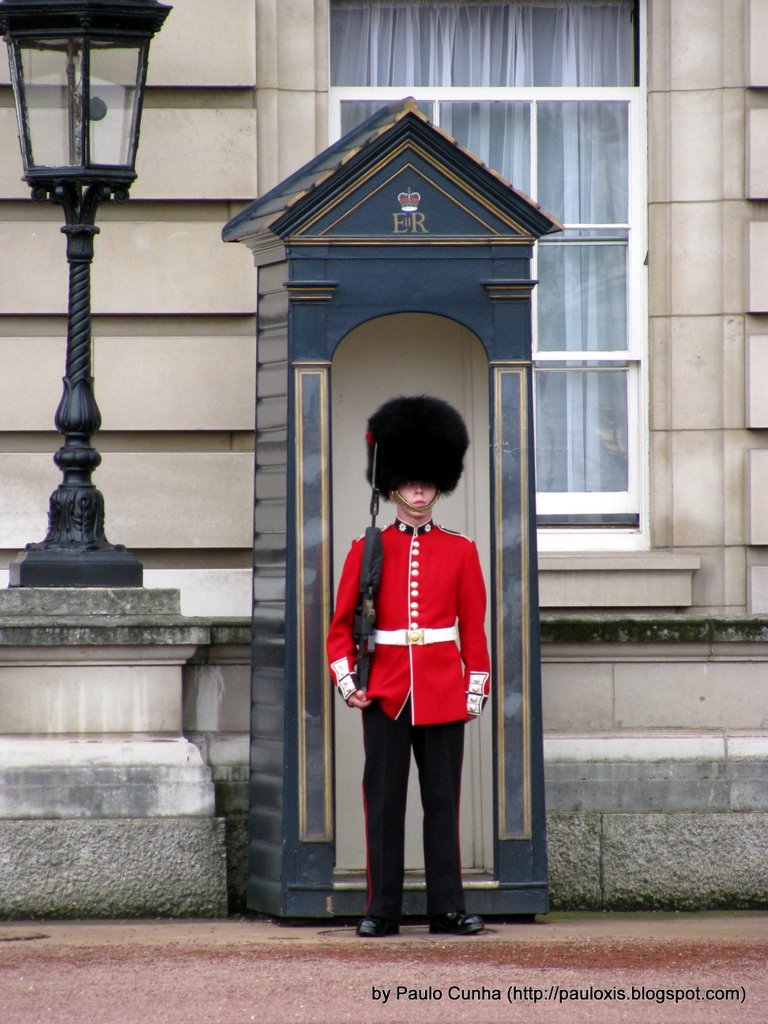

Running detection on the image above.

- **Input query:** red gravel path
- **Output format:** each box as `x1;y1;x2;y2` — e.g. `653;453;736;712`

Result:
0;914;765;1024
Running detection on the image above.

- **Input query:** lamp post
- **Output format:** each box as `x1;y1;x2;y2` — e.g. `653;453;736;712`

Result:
0;0;171;587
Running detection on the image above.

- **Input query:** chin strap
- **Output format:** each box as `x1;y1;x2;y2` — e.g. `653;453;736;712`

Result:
390;489;440;514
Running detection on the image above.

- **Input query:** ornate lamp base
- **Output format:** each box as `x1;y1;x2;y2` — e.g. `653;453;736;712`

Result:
9;547;143;588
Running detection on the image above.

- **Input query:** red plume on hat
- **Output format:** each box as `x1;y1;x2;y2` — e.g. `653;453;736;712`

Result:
366;395;469;498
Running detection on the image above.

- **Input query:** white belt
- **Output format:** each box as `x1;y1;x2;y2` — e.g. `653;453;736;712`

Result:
373;626;458;647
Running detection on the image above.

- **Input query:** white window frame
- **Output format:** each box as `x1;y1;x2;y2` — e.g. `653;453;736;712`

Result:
329;9;648;552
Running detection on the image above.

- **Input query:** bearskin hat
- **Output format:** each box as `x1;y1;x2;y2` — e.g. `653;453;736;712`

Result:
366;395;469;497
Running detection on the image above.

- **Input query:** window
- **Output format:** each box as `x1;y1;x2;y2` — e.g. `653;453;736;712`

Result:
330;1;645;545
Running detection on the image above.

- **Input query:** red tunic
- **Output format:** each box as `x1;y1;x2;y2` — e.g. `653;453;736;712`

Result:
327;520;491;725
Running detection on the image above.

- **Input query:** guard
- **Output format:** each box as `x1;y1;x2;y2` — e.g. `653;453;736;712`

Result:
327;395;491;937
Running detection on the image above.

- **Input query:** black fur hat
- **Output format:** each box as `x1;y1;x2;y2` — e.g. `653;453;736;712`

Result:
366;395;469;497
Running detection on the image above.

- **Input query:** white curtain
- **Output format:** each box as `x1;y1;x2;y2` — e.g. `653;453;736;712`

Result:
535;368;628;492
331;1;634;88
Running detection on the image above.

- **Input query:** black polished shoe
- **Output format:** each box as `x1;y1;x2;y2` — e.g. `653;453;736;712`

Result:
356;915;400;937
429;912;485;935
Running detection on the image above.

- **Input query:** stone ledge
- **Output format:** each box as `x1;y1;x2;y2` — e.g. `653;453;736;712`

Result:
207;622;251;646
544;732;768;762
541;614;768;645
539;553;700;609
0;625;210;646
540;553;702;572
0;737;208;768
0;587;182;616
0;765;216;818
545;762;768;813
0;587;215;647
544;733;768;814
0;738;217;819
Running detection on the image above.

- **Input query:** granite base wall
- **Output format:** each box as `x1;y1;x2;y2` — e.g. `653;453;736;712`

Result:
547;811;768;911
1;801;763;918
214;782;768;915
0;818;228;919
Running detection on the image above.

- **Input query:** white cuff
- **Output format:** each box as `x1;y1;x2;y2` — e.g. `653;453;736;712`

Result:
331;657;358;703
337;674;358;702
466;672;489;717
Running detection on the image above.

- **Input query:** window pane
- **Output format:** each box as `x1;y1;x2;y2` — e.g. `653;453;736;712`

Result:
538;233;628;352
340;99;432;135
537;102;629;224
535;368;629;492
528;3;635;86
330;2;635;88
440;101;530;193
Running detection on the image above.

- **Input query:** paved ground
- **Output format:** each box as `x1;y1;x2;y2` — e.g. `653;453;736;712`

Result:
0;912;765;1024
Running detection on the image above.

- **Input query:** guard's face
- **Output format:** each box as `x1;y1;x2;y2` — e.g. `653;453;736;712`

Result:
397;481;438;510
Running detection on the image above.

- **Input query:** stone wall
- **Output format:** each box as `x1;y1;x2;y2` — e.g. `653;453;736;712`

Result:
1;598;765;917
197;616;768;915
540;616;768;910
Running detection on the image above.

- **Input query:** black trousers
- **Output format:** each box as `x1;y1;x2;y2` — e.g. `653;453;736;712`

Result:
361;699;466;920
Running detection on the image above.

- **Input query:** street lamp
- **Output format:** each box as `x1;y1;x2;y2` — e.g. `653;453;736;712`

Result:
0;0;171;587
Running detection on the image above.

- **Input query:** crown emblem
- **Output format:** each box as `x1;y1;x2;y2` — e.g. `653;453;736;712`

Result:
397;189;421;212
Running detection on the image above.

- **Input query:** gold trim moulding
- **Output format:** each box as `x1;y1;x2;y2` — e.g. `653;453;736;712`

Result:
313;155;502;235
294;366;334;843
287;281;338;302
290;235;536;247
294;139;534;236
493;366;533;842
482;280;537;299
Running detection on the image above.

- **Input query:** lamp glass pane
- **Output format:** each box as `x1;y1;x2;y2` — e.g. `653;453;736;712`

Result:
19;39;86;168
88;42;144;167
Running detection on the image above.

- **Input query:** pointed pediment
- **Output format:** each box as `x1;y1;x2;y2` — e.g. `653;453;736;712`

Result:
223;99;560;254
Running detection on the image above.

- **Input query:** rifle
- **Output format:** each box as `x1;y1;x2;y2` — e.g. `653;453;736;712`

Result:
353;445;383;691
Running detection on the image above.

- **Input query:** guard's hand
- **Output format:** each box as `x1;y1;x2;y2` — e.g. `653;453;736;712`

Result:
346;689;372;709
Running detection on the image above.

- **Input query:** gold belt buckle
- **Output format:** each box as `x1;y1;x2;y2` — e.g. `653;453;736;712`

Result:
406;628;425;645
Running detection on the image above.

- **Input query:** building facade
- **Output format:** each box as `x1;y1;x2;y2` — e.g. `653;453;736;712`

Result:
0;0;765;915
